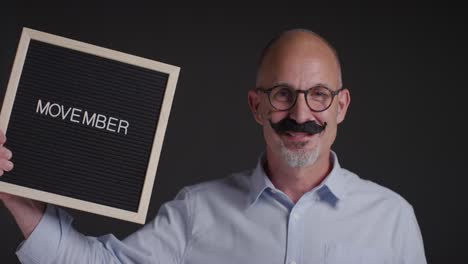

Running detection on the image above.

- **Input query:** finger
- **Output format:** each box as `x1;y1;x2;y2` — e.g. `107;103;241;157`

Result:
0;147;12;159
0;131;5;145
0;160;14;172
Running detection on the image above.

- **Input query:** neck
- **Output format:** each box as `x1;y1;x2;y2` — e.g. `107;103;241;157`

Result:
265;149;332;203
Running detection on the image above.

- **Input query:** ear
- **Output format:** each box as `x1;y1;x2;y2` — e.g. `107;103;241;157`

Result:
248;89;265;125
336;88;351;124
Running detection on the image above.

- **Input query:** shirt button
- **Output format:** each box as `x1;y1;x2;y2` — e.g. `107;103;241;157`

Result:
288;260;297;264
292;213;299;219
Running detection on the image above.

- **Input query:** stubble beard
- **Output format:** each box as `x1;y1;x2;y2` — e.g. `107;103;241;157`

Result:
279;140;320;168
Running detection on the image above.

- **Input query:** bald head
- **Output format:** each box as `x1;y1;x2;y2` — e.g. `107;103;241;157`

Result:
256;29;343;89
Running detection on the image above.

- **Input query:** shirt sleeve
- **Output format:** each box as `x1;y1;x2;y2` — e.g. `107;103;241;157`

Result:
15;188;193;264
398;204;427;264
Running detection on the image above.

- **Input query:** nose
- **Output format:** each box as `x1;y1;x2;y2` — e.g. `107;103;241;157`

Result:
288;93;312;124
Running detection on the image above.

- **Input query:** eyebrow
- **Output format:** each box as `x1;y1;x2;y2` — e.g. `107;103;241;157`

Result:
272;82;332;90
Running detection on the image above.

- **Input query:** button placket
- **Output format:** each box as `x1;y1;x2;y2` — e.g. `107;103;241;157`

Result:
284;203;306;264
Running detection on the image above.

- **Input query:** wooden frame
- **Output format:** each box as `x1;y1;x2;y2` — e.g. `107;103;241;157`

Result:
0;28;180;224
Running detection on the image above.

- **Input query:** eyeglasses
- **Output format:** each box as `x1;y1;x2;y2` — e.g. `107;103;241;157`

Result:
255;84;344;112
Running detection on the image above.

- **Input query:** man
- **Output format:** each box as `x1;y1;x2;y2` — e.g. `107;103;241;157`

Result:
0;29;427;263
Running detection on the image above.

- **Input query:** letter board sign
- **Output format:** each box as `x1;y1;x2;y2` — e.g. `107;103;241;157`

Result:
0;28;180;224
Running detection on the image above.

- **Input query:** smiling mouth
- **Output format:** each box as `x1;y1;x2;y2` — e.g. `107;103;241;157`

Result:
281;131;318;145
284;131;313;137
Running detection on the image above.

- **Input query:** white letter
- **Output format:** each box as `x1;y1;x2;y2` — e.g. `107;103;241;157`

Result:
60;105;72;120
95;114;107;129
118;120;129;135
82;111;96;126
48;103;61;117
106;117;117;132
70;108;82;123
36;99;50;115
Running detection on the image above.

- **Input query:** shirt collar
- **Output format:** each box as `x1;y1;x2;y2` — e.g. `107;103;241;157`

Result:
248;154;272;206
248;150;347;207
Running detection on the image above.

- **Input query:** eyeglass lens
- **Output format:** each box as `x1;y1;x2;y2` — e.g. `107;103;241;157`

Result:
270;86;333;111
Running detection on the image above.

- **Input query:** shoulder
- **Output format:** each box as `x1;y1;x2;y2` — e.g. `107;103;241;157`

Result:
174;169;253;204
340;168;414;212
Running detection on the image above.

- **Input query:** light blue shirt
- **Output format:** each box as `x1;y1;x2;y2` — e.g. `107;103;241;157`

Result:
16;152;427;264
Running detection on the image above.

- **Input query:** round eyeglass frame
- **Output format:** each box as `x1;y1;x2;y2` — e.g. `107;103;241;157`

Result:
255;85;344;112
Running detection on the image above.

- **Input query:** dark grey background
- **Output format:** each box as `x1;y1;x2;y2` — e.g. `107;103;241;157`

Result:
0;4;466;263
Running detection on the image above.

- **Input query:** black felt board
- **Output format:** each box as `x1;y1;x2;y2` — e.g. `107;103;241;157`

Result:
1;39;169;212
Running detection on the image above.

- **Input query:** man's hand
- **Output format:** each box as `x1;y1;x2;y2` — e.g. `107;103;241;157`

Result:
0;129;46;238
0;129;14;201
